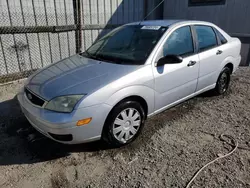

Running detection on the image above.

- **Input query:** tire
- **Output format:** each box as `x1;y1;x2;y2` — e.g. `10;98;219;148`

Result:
102;100;146;147
214;67;231;95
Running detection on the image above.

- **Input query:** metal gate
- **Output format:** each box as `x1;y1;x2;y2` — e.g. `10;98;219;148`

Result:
0;0;149;83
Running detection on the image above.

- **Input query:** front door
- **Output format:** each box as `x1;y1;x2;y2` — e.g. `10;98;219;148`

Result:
153;26;199;111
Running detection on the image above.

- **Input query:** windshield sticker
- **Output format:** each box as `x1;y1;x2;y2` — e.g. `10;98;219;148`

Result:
141;26;161;30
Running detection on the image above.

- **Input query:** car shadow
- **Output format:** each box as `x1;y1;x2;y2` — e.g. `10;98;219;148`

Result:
0;96;114;166
0;89;220;166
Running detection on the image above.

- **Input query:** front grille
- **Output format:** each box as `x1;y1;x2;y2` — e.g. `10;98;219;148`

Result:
25;88;45;107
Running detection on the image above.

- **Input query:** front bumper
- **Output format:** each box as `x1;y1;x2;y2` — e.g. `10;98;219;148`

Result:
17;91;112;144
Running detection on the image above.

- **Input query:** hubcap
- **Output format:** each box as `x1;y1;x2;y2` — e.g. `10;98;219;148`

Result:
218;72;228;93
112;108;141;143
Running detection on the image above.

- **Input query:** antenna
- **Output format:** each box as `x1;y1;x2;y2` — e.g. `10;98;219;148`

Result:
140;0;165;24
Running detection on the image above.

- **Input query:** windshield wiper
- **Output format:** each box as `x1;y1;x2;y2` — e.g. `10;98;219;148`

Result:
83;51;98;60
83;51;132;65
83;51;113;63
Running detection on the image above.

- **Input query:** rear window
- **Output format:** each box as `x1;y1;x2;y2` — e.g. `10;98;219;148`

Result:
195;25;218;52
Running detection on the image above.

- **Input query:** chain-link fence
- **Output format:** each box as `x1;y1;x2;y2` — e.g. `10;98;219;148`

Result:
0;0;154;83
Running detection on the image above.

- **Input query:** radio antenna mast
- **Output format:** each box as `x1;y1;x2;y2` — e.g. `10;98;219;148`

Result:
140;0;165;24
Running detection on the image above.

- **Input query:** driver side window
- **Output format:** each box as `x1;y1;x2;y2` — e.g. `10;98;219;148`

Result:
163;26;194;57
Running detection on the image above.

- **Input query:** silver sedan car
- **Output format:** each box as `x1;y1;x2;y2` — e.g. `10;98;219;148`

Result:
18;20;241;146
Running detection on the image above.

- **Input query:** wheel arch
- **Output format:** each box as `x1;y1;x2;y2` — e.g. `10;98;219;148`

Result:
102;85;154;134
112;95;148;117
101;94;149;143
224;63;234;74
217;56;235;77
104;85;154;116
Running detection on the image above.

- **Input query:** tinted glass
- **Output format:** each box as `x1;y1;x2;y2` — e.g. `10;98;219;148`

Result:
215;29;228;44
163;26;194;57
83;25;167;65
195;25;217;51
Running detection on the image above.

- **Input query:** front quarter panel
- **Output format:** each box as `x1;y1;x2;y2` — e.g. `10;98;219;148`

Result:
76;65;155;115
104;85;155;116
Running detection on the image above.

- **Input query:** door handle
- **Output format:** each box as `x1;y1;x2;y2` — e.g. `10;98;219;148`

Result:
216;50;223;55
187;61;197;67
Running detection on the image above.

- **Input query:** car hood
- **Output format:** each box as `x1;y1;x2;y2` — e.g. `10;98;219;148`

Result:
26;54;140;101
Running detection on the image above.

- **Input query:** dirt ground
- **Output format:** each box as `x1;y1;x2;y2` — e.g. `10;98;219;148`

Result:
0;68;250;188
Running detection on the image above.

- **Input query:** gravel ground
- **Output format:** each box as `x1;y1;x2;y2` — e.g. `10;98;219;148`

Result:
0;68;250;188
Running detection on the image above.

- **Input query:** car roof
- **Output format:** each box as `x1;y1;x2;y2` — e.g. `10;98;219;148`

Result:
128;20;183;27
127;19;231;41
128;19;212;27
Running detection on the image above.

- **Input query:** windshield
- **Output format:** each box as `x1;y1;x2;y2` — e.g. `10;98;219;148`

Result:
82;25;167;65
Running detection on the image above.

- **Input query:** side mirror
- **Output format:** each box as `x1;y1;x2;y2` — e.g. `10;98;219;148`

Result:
157;55;183;67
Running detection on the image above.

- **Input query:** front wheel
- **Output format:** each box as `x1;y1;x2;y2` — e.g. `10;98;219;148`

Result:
214;67;231;95
102;101;146;147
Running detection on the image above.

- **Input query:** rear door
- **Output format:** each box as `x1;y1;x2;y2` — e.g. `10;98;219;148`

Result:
194;25;226;91
153;25;199;111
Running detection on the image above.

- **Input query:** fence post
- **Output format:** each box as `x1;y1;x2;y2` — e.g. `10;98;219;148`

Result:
143;0;148;20
73;0;82;53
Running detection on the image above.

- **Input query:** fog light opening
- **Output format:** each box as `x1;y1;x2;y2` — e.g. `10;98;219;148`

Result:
77;118;92;126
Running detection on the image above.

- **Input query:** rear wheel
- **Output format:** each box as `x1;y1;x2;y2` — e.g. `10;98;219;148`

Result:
214;67;231;95
102;100;146;147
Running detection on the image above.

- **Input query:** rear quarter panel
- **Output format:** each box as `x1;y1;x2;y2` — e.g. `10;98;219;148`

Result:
213;24;241;72
217;37;241;74
214;37;241;84
229;37;242;72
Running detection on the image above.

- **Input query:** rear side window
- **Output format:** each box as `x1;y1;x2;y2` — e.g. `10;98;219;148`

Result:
195;25;217;52
163;26;194;57
215;29;228;44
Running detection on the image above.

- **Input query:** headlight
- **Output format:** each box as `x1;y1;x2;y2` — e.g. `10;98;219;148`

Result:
45;95;84;113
